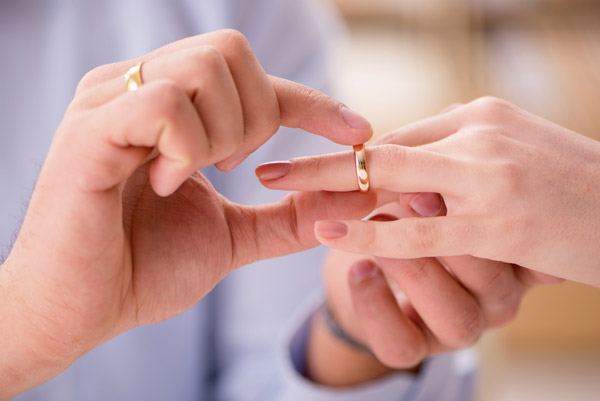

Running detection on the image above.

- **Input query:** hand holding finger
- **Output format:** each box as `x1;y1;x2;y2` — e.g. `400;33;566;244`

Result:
59;81;208;197
230;189;377;268
256;145;470;194
75;30;374;176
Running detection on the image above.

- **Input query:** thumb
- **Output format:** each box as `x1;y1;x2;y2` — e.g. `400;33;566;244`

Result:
230;190;377;268
270;76;373;145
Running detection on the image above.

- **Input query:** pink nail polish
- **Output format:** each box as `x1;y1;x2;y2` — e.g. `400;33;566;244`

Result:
340;106;372;130
409;193;443;217
223;156;246;171
351;260;377;283
368;214;398;222
315;221;348;239
255;161;292;181
216;152;249;172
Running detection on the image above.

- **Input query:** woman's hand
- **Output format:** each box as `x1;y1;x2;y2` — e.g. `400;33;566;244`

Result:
256;97;600;285
0;30;375;399
305;196;561;387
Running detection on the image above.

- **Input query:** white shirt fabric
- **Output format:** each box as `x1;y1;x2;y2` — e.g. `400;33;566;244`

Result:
0;1;476;400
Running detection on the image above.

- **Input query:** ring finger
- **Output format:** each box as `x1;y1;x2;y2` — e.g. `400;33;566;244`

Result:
76;47;245;166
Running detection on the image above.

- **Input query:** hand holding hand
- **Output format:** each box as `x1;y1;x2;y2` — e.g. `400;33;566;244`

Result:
257;97;600;286
0;30;374;399
306;196;561;387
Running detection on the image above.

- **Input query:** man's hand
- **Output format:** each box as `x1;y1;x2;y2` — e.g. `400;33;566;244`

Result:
0;30;374;400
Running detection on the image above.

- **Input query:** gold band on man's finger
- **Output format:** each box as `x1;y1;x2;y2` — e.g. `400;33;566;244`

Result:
353;144;370;193
124;62;144;92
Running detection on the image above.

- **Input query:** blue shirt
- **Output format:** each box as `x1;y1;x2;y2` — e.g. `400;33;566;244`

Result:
0;1;476;400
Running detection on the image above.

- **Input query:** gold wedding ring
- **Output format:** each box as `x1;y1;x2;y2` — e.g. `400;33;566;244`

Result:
124;62;144;92
353;144;370;193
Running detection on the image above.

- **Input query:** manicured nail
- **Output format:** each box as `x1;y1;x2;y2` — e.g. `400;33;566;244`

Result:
218;155;247;172
315;221;348;239
255;161;292;181
409;193;443;217
368;214;398;222
340;106;372;130
351;260;377;283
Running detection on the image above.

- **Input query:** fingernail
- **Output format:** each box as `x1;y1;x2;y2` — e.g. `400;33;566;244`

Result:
351;260;377;283
409;193;443;217
369;214;398;222
315;221;348;239
340;106;372;130
255;161;292;181
218;155;247;172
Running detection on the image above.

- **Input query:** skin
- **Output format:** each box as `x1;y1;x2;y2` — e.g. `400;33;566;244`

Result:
0;37;569;397
257;96;600;286
258;98;564;387
0;30;376;400
305;195;561;387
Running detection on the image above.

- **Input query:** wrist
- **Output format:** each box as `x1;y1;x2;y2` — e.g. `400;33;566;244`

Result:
305;304;395;387
322;303;372;354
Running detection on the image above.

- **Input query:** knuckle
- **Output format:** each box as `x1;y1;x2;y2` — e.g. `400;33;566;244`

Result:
309;155;326;180
184;46;227;93
487;303;520;328
468;96;515;123
192;45;225;70
480;265;516;300
283;83;327;126
150;81;187;121
475;157;524;201
77;64;112;93
446;307;484;348
357;222;379;254
471;96;510;111
478;267;522;326
216;29;252;57
373;144;405;175
495;160;524;193
405;220;439;254
296;84;324;104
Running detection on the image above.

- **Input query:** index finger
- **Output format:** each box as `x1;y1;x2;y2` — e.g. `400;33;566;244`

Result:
255;144;472;195
270;76;373;146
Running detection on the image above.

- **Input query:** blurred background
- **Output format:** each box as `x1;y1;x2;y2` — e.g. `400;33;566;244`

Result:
327;0;600;400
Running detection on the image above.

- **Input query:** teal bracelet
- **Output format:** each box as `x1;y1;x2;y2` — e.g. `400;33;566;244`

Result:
322;303;373;355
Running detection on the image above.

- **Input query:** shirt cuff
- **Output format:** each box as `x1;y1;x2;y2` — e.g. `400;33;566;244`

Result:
277;293;477;401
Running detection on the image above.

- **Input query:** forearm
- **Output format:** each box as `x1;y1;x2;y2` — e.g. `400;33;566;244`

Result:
0;259;34;399
0;259;71;400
